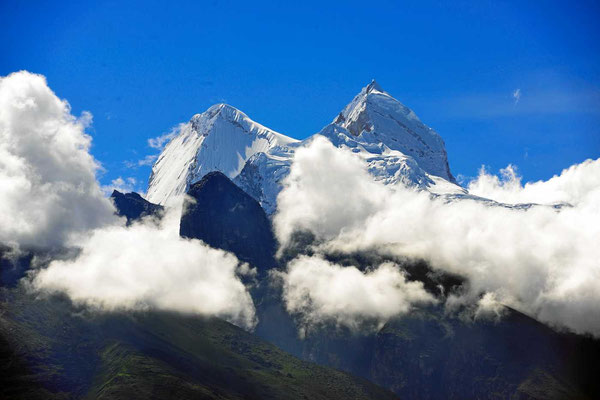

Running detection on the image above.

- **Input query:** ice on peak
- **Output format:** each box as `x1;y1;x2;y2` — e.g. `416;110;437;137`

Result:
203;103;244;119
146;103;298;205
147;81;458;208
365;79;384;94
189;103;257;134
332;80;455;182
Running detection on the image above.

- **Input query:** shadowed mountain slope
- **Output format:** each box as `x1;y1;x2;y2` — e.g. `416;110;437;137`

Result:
0;287;398;400
180;171;277;273
111;190;164;225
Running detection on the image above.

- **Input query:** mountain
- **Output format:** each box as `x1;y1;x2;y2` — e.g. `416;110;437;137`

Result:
290;304;599;400
180;171;277;273
111;190;163;225
146;103;298;205
3;158;599;399
330;80;455;182
234;146;298;214
148;81;464;213
170;177;600;399
0;287;399;400
0;245;34;288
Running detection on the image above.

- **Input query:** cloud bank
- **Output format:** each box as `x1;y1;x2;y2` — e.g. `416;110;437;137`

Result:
277;255;434;332
274;136;600;336
468;160;600;206
0;71;116;249
32;208;257;329
0;71;256;329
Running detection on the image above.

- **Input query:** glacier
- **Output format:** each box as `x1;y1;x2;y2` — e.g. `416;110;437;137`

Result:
147;81;464;213
146;103;298;205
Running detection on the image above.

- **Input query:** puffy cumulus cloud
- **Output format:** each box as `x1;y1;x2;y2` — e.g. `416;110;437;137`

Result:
0;71;116;249
468;160;600;206
31;207;257;330
274;136;387;250
0;71;256;329
276;255;434;332
274;136;600;336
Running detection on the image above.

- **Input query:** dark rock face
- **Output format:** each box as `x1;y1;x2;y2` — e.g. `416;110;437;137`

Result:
296;306;600;400
251;248;600;399
111;191;163;225
257;298;600;400
0;246;34;288
180;172;277;273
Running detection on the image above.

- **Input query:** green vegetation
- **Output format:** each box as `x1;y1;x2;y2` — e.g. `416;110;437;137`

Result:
1;287;398;400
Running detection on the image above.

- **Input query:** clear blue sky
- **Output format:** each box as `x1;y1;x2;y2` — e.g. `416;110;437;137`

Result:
2;0;599;190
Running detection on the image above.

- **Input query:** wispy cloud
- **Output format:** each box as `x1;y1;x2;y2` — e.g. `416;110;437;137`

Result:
148;130;178;150
101;176;139;195
125;128;177;170
512;88;521;104
436;87;600;119
124;154;158;169
122;129;178;171
426;71;600;120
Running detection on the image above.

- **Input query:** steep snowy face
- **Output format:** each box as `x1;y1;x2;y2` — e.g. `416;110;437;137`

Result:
235;122;464;215
332;80;455;182
318;124;432;187
234;144;299;215
234;82;462;213
148;81;460;211
146;104;298;205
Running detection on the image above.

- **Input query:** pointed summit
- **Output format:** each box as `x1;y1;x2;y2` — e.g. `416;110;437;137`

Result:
332;80;455;182
189;103;248;132
365;79;384;94
204;103;244;120
146;104;298;205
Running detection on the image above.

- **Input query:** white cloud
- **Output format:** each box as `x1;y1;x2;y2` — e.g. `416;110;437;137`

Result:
101;176;139;196
124;154;157;169
31;206;257;330
137;154;158;166
148;129;178;150
434;87;600;119
276;255;434;332
0;71;257;330
274;136;387;251
274;136;600;336
474;292;506;321
0;71;117;249
513;88;521;104
121;127;178;175
468;160;600;206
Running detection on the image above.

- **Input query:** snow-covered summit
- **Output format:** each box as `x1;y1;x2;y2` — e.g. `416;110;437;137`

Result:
147;81;461;210
332;80;455;182
146;103;298;205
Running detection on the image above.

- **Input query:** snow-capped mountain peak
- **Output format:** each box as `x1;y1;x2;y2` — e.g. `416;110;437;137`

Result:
146;103;298;205
332;81;455;182
147;81;460;210
367;78;383;91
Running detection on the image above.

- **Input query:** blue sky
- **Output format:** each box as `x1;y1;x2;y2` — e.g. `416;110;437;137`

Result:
2;0;599;191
